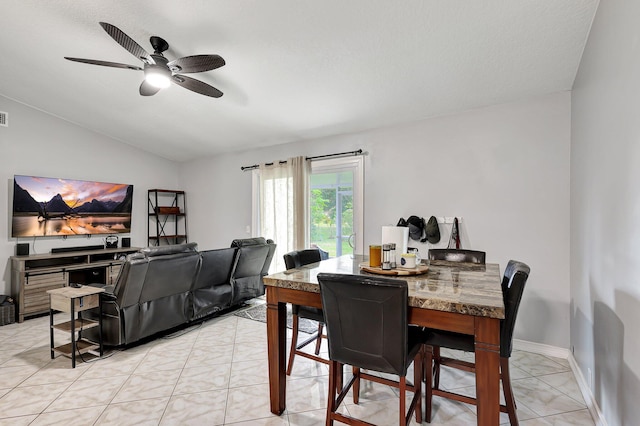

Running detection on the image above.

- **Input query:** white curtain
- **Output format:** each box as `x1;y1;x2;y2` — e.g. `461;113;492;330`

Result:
259;156;310;272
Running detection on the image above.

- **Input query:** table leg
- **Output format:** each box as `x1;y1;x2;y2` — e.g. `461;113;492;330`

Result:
70;300;76;369
474;316;501;425
98;296;104;357
266;287;287;415
49;308;55;360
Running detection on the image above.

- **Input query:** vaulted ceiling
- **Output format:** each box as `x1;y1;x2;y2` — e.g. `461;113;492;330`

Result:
0;1;598;161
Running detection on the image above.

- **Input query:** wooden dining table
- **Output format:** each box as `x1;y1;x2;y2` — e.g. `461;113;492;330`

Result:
263;254;505;425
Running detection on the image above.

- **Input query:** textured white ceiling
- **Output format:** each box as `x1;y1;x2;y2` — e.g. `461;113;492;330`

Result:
0;1;598;162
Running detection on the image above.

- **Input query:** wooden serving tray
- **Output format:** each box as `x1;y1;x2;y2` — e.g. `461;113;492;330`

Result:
359;262;429;276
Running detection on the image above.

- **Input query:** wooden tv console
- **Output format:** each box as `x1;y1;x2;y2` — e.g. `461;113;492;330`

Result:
11;247;139;323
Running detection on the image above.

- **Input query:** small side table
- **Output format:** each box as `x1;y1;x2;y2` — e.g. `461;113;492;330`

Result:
47;286;104;368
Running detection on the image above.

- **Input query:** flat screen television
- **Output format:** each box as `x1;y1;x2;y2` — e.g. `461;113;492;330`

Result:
12;175;133;238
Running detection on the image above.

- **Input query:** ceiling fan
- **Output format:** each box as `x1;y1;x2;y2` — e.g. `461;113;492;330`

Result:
65;22;225;98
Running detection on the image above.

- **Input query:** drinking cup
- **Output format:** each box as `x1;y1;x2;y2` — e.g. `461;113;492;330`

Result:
369;245;382;267
400;253;417;268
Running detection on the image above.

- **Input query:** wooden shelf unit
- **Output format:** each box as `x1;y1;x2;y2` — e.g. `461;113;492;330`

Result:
11;247;139;322
148;189;188;246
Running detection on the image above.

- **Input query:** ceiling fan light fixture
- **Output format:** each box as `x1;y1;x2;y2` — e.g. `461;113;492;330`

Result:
144;64;171;88
66;23;225;98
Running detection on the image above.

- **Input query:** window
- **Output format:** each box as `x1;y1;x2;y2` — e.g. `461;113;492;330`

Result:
252;155;364;269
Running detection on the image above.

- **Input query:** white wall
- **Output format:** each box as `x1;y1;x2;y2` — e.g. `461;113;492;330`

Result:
0;95;180;295
182;91;571;348
571;0;640;423
1;89;572;349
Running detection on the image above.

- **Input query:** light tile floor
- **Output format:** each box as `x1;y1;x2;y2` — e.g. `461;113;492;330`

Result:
0;300;594;425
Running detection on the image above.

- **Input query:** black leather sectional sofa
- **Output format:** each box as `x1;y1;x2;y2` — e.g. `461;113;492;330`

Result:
84;238;276;346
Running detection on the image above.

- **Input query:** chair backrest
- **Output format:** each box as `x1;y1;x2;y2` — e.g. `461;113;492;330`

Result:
191;247;238;319
231;237;277;275
428;249;486;264
283;248;323;270
113;243;200;307
111;243;201;343
317;273;410;376
230;238;274;304
193;247;237;291
500;260;530;357
138;242;199;258
311;245;330;260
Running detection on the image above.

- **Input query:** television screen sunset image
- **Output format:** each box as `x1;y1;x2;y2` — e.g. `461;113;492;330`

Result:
12;175;133;237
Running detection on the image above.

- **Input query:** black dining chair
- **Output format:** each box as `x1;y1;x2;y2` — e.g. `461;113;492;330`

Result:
283;248;328;375
428;248;487;264
423;260;530;425
317;273;424;426
426;248;486;386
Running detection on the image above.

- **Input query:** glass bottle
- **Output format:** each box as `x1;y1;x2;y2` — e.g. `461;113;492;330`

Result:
390;243;397;268
382;244;391;270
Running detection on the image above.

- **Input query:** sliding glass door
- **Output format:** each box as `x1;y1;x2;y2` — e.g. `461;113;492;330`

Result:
310;157;363;256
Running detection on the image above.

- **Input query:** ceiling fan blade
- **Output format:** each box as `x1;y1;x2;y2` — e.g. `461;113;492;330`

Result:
167;55;225;73
99;22;152;64
139;80;161;96
172;74;223;98
64;57;142;71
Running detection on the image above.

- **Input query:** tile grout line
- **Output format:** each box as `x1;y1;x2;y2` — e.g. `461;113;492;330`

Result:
157;322;202;424
0;302;596;425
222;312;242;424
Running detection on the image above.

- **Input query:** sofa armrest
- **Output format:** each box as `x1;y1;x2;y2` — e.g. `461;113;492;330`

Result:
87;282;107;289
100;286;117;300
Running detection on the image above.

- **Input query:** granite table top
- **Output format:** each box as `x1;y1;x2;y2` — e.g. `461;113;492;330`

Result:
264;255;505;319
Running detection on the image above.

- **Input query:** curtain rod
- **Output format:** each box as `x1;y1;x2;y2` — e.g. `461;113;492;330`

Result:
240;149;363;171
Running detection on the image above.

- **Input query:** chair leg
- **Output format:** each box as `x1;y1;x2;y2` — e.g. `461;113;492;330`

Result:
286;314;300;375
353;366;360;404
501;357;519;426
399;375;407;426
414;348;423;424
315;323;324;355
424;345;434;423
326;360;338;426
433;345;441;390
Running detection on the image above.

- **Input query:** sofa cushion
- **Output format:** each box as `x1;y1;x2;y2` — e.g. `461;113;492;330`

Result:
194;248;237;290
231;237;276;275
230;244;271;304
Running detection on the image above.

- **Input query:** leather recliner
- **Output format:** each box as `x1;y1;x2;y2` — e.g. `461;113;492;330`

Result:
84;239;276;346
85;243;201;346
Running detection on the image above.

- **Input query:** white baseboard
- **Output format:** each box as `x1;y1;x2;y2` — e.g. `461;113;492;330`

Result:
567;353;608;426
512;339;570;359
512;339;607;426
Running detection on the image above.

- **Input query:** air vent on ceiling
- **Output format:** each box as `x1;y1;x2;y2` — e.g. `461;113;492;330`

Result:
0;111;7;127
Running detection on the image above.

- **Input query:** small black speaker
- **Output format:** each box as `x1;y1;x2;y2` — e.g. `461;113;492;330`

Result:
16;243;29;256
122;237;131;248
